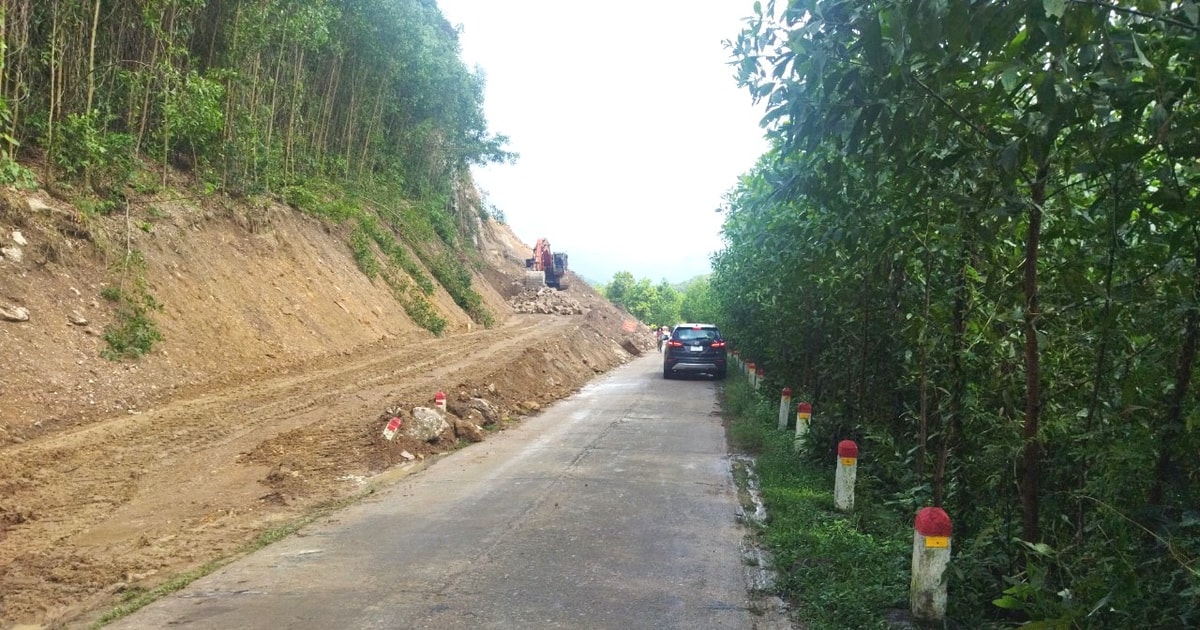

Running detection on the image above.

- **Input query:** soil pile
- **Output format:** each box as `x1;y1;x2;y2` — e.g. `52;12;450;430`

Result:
0;187;655;628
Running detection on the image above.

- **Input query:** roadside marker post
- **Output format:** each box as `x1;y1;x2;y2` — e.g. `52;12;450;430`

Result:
382;417;402;440
747;362;755;385
755;366;764;391
777;388;792;430
434;391;447;411
911;507;952;621
834;439;858;512
794;402;812;451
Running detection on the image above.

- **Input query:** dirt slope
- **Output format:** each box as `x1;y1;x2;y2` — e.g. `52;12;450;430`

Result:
0;188;653;628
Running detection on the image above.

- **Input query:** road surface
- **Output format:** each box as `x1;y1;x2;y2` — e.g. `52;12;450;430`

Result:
107;354;757;629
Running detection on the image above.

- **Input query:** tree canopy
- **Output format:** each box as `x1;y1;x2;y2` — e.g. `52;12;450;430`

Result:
714;0;1200;625
602;272;714;327
0;0;510;197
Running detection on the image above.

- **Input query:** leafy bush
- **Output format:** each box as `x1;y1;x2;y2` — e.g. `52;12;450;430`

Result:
401;293;447;336
350;226;379;278
100;251;163;361
0;157;36;188
48;111;136;191
283;182;357;222
358;213;434;294
380;269;446;335
162;70;225;159
426;249;493;327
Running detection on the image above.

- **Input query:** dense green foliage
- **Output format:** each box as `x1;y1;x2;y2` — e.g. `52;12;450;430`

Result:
601;272;717;326
1;0;509;194
715;0;1200;626
0;0;509;346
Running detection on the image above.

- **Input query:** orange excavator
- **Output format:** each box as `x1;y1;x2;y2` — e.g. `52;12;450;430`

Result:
524;238;569;290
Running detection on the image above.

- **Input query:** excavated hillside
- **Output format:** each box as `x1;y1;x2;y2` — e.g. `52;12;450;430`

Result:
0;187;654;628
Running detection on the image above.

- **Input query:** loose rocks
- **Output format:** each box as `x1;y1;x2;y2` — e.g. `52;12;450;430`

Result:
403;407;450;442
1;304;30;322
507;287;585;315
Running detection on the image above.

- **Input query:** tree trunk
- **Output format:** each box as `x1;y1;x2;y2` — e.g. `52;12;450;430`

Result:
85;0;100;113
1149;244;1200;505
1020;163;1049;543
935;240;969;507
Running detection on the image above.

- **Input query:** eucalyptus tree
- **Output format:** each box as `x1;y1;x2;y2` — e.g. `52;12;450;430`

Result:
719;0;1200;624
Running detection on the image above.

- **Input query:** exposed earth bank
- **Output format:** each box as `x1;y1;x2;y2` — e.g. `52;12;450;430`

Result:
0;189;654;628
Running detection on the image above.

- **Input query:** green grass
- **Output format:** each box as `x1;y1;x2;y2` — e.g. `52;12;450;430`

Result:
723;378;912;629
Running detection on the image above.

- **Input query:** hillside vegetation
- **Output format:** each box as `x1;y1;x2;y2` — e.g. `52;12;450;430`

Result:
713;1;1199;627
0;0;508;346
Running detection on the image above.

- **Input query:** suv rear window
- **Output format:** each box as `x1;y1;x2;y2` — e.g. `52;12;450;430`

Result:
674;326;720;342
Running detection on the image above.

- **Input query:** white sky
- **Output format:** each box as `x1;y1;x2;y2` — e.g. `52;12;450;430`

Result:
436;1;769;285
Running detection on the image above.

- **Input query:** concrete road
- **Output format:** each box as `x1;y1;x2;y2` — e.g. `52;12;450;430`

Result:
107;353;756;629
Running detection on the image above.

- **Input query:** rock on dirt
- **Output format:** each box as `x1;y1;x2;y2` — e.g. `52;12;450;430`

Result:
450;417;485;443
1;303;30;322
447;397;500;426
404;407;451;442
508;287;585;315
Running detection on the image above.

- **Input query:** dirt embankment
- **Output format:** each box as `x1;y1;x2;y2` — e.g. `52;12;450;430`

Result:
0;188;654;628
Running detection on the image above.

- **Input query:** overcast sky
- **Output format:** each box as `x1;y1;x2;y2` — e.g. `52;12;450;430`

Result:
436;1;769;285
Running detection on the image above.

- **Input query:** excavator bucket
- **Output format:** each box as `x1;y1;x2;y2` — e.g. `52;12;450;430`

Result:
524;270;546;289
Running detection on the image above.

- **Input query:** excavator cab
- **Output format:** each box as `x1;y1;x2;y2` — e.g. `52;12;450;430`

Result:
524;238;569;290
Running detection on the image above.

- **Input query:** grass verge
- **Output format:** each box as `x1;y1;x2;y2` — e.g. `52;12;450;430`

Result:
723;377;912;630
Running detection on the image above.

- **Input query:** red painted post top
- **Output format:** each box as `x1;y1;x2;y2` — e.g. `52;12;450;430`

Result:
756;367;764;376
747;361;755;369
782;387;792;397
837;440;859;458
915;507;953;537
798;401;813;414
434;391;446;403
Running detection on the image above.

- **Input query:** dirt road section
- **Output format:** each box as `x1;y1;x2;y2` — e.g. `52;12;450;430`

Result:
0;191;654;628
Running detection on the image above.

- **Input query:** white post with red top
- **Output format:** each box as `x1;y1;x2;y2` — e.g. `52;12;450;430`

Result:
755;366;764;391
382;416;402;440
794;402;812;451
747;361;755;385
777;387;792;430
911;507;952;621
434;391;447;411
834;439;858;512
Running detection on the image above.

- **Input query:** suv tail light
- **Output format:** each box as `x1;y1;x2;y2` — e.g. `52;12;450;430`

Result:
711;340;726;349
666;340;683;348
